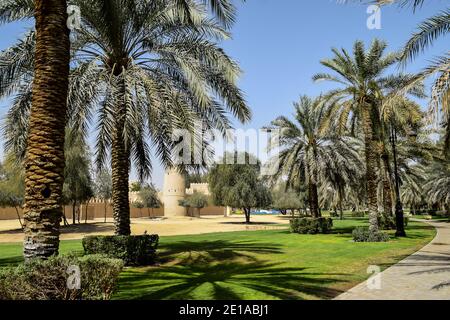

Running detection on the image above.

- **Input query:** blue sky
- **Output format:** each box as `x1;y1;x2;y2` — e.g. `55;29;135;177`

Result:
0;0;448;188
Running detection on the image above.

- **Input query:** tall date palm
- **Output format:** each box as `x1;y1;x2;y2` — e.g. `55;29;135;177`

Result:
266;96;363;218
22;0;69;259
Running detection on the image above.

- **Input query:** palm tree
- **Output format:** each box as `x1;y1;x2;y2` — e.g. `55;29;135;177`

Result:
424;159;450;215
400;163;425;215
266;95;363;218
0;0;71;259
378;95;424;221
1;0;250;236
313;39;422;233
375;0;450;155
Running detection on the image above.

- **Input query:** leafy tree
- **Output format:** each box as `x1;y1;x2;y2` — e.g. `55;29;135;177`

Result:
185;171;209;188
132;200;145;217
0;155;25;228
129;182;142;193
208;152;272;224
139;184;162;218
186;191;209;217
94;168;113;223
271;187;302;215
62;129;94;224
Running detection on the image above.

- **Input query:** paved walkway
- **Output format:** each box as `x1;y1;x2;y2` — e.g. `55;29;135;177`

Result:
336;220;450;300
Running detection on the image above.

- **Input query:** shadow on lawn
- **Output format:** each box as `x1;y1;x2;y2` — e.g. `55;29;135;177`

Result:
158;240;283;264
117;260;344;300
0;255;23;268
116;239;346;300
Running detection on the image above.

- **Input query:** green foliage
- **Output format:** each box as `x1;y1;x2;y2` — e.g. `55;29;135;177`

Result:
208;152;272;223
290;217;333;234
132;201;145;209
378;215;397;230
139;184;161;210
63;128;94;207
188;191;209;209
352;227;390;242
0;155;24;208
179;191;210;216
94;168;112;202
82;235;159;266
0;254;123;300
271;187;303;213
185;171;208;188
129;181;142;192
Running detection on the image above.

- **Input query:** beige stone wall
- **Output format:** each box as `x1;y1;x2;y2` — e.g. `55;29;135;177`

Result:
186;183;210;195
0;204;165;221
0;203;224;220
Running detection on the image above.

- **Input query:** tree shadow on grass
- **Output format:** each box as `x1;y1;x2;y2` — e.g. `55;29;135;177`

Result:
116;238;347;300
116;260;345;300
158;239;283;264
0;255;23;268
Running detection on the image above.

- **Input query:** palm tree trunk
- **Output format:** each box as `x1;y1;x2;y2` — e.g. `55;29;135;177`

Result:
338;184;344;220
309;182;320;218
23;0;70;260
244;208;251;224
111;81;131;236
381;150;394;217
362;106;380;233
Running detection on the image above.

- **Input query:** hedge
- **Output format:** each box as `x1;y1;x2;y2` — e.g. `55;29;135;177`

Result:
290;217;333;234
82;234;159;266
0;254;123;300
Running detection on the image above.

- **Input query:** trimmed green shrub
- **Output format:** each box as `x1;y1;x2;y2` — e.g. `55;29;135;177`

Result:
0;254;123;300
82;234;159;266
378;215;396;230
290;217;333;234
352;227;390;242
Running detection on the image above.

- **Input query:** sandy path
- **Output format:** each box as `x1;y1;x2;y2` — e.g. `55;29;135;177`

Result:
0;215;289;243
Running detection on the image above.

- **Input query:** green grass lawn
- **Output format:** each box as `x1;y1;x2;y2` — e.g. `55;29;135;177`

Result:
0;219;436;300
